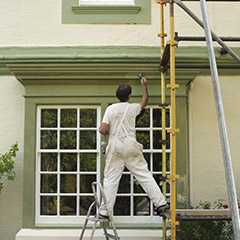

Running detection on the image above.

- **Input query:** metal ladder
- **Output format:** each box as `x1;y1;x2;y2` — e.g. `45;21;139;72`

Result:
79;182;120;240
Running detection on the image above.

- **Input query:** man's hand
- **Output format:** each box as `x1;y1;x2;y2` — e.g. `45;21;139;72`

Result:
140;77;148;88
139;76;148;109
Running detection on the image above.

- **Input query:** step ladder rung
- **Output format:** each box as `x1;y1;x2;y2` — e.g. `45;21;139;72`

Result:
104;232;120;239
79;182;120;240
87;216;110;223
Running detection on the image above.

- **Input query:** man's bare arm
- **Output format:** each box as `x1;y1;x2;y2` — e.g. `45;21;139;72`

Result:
139;77;148;109
99;123;108;136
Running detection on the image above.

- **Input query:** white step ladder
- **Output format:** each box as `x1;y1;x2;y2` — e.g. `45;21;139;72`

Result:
79;182;120;240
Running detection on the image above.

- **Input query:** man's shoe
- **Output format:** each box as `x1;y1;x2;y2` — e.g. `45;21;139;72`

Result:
156;204;170;216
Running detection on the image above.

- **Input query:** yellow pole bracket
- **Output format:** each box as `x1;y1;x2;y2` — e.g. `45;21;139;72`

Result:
167;174;180;180
167;221;180;226
167;40;178;46
167;128;180;135
157;0;167;4
158;33;168;38
167;83;179;90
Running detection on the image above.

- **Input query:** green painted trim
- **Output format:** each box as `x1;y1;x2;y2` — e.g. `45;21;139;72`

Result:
72;5;141;15
22;84;189;227
62;0;150;24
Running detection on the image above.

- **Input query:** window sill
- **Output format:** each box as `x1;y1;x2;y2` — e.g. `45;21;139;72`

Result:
16;229;164;240
62;0;151;24
72;5;141;15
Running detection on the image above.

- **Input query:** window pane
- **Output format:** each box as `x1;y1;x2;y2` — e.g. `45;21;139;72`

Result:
41;153;57;171
136;131;150;149
136;108;150;128
80;153;96;172
41;130;57;149
41;174;57;193
118;174;130;193
114;196;130;216
153;130;170;149
41;109;57;128
153;153;162;172
134;197;150;216
80;130;96;149
41;196;57;215
60;196;76;215
80;109;97;128
80;196;96;215
60;153;77;171
60;130;77;149
60;174;77;193
80;175;96;193
153;153;170;172
61;109;77;128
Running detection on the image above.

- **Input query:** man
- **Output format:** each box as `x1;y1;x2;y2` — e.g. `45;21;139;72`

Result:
99;76;168;218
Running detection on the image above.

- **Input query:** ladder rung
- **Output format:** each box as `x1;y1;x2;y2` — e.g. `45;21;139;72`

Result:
87;216;110;223
104;233;120;240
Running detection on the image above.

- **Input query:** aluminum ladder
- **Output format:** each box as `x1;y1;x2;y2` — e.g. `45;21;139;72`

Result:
79;182;120;240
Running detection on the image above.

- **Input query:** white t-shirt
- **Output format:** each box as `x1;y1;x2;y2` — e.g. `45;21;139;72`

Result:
102;102;141;140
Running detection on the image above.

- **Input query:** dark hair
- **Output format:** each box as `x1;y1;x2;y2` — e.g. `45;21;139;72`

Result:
116;84;132;102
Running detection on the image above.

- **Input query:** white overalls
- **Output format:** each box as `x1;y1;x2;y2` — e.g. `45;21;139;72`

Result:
100;103;166;216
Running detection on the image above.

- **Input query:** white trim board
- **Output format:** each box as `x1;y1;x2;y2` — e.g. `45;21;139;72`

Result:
16;229;163;240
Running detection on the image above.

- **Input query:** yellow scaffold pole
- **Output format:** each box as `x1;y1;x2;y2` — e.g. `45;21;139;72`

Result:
157;0;168;239
167;1;180;239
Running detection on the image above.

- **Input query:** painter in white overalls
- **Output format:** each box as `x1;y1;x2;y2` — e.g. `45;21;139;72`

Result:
99;80;166;217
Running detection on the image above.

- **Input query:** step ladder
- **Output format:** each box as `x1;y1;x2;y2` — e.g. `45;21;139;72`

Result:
79;182;120;240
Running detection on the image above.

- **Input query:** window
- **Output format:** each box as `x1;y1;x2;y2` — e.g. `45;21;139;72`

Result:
113;106;171;223
79;0;134;5
36;106;100;224
62;0;151;24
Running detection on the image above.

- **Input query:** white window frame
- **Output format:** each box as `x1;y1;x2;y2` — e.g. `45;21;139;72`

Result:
79;0;135;6
35;105;101;225
113;105;171;224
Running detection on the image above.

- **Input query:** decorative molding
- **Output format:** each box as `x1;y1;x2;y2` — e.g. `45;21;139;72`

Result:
72;5;141;15
1;46;239;84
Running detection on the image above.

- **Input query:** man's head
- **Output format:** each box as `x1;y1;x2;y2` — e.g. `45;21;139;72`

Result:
116;84;132;102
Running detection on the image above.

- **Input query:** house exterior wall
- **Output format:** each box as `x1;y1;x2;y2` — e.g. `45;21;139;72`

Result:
0;76;24;240
0;0;239;239
0;0;239;47
189;75;240;206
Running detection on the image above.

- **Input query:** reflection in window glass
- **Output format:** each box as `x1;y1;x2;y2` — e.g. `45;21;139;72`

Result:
41;196;57;215
60;174;77;193
60;130;77;149
61;109;77;128
80;109;97;128
136;131;150;149
136;108;150;128
41;130;57;149
80;175;96;193
41;153;57;171
80;130;96;149
134;197;150;216
60;153;77;171
38;106;99;221
80;196;96;215
41;174;57;193
118;174;130;193
114;196;130;216
60;196;76;215
41;109;57;128
80;153;96;172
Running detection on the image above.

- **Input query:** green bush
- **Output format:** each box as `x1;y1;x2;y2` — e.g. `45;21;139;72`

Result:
0;143;19;192
169;200;234;240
